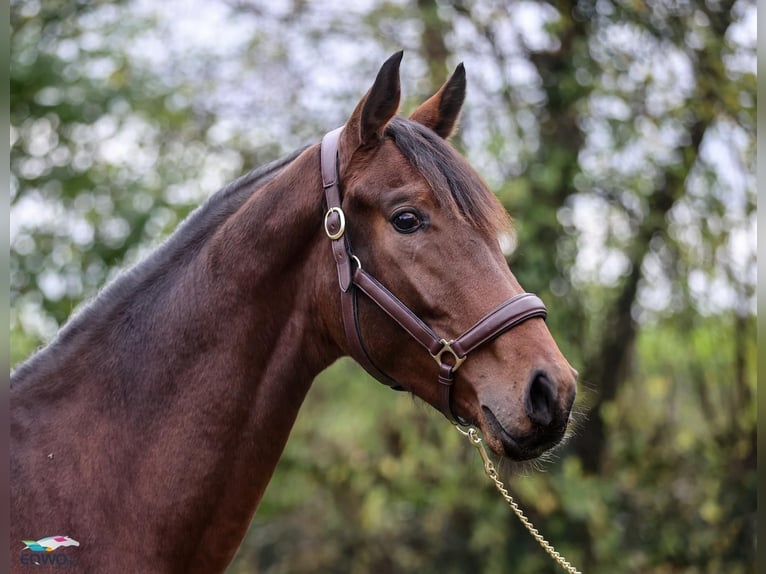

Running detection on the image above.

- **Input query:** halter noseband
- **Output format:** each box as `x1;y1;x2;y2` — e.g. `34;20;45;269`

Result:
320;127;548;424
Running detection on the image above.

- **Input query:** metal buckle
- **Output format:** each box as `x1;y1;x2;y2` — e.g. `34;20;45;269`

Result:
324;207;346;240
431;339;466;371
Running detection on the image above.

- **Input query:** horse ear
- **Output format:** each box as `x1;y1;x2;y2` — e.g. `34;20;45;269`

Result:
344;51;403;148
409;63;466;139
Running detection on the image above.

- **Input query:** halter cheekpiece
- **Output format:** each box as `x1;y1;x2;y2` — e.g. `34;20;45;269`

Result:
320;127;548;423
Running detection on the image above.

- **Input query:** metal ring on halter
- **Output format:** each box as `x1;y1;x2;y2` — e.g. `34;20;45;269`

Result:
431;339;466;371
324;207;346;240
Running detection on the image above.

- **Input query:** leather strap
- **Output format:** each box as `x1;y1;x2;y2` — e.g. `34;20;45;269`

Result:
452;293;547;357
321;127;353;292
353;268;443;356
322;128;401;388
319;128;548;424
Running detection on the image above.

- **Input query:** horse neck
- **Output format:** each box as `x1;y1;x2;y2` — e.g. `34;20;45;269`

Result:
196;141;340;438
13;143;346;571
98;143;340;427
183;157;340;566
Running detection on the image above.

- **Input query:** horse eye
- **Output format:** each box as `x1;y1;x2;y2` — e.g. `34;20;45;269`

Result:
391;210;423;234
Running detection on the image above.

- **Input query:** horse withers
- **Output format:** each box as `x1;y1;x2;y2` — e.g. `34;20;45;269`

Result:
10;52;577;573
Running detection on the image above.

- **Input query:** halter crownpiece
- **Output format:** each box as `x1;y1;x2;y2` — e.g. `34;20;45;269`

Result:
320;127;548;423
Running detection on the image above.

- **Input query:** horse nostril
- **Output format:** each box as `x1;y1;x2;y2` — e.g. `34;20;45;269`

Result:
525;372;558;428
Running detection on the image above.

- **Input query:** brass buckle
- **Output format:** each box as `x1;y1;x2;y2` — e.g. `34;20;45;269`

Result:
431;339;465;371
324;207;346;240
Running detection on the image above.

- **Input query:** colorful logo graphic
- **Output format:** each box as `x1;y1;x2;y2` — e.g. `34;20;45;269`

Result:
22;536;80;552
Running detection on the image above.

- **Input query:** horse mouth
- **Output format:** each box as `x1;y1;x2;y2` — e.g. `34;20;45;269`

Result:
481;406;565;461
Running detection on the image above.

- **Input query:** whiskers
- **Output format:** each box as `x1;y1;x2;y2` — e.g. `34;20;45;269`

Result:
497;455;544;477
492;385;593;479
557;378;594;443
494;442;560;478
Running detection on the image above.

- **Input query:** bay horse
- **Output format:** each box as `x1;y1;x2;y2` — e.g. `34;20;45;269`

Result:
10;52;577;573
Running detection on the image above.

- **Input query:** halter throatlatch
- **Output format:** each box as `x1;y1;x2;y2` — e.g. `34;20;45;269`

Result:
320;127;548;423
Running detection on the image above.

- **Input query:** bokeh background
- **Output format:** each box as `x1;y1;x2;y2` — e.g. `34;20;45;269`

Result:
10;1;756;572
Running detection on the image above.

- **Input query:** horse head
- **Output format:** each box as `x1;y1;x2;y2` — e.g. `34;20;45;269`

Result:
322;52;577;461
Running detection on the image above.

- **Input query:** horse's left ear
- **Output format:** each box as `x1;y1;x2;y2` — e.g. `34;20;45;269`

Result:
343;51;403;150
409;63;466;139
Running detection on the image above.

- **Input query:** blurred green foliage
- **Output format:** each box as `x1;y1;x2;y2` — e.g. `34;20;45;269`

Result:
10;0;755;572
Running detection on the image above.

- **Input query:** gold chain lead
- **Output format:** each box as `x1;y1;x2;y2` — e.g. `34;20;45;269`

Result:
456;426;582;574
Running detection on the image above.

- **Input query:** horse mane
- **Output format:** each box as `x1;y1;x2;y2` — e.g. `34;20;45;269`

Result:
11;147;307;384
386;117;511;236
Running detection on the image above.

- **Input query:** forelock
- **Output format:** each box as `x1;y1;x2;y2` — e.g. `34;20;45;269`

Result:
385;117;510;235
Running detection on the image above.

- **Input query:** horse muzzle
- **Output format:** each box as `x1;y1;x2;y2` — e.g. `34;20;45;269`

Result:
480;372;576;460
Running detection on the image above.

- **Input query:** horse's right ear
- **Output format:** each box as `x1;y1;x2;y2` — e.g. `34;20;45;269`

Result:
342;51;403;151
409;63;466;139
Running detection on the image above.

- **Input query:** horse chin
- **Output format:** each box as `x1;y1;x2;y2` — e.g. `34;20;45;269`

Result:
480;406;564;461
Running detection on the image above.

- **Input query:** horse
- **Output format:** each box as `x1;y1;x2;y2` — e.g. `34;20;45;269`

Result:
10;52;577;573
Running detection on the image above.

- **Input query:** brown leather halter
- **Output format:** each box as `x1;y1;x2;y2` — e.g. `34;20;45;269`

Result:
321;127;548;424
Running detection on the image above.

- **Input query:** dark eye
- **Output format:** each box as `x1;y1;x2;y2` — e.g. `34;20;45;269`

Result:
391;210;424;234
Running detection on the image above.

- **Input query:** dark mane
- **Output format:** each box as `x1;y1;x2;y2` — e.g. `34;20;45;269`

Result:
11;147;307;382
386;117;510;235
